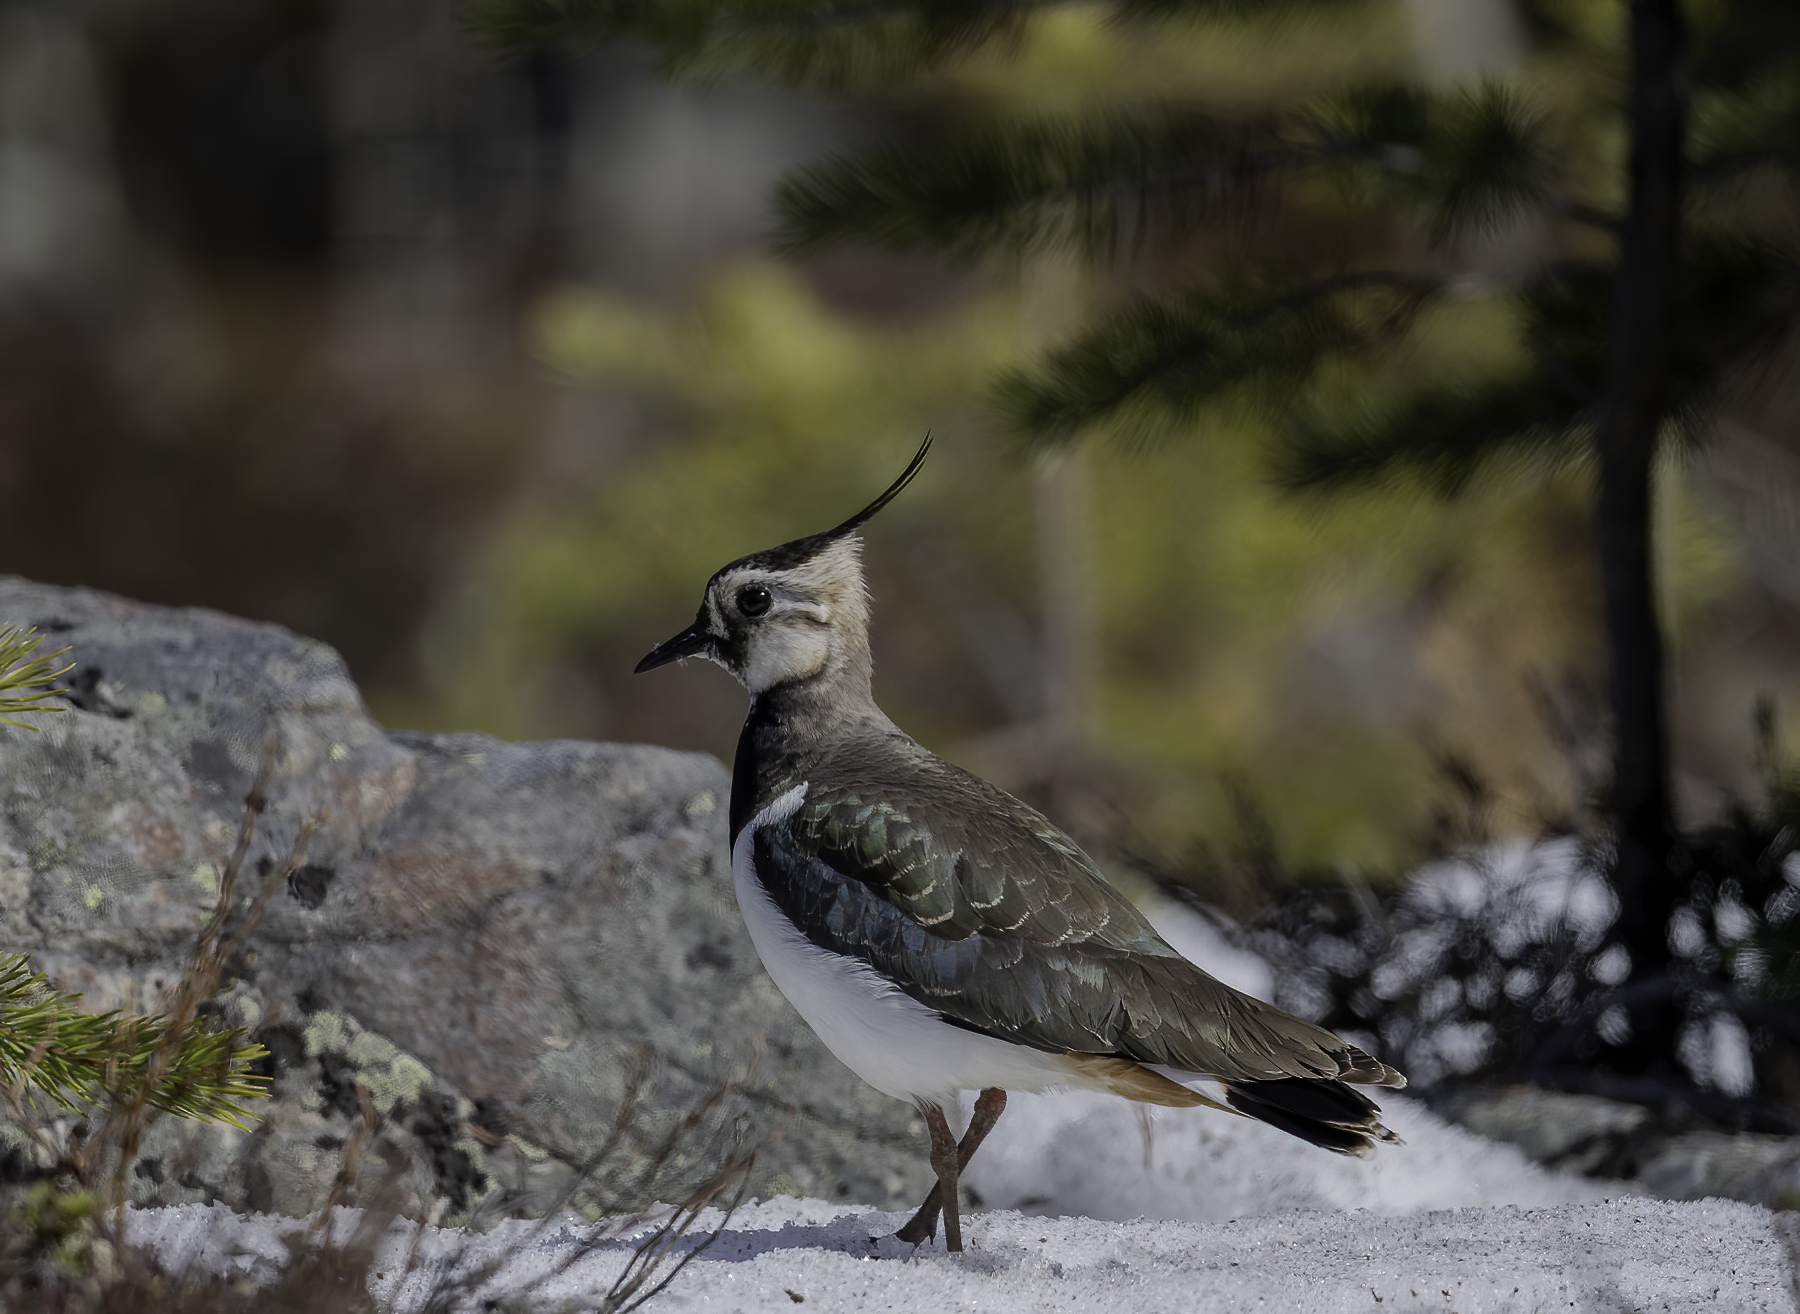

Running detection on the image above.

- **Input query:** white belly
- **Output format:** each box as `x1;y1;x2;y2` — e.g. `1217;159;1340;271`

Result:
733;784;1082;1110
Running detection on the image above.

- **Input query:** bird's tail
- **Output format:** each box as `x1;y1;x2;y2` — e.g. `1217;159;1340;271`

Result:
1069;1050;1406;1157
1221;1076;1402;1158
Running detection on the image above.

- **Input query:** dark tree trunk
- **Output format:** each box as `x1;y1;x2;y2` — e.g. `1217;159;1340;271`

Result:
1593;0;1687;1068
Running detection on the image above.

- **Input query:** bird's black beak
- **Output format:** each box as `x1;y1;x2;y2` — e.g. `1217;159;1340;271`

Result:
634;615;714;673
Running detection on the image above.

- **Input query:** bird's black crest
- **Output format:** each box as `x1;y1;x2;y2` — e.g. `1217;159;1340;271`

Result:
711;435;933;580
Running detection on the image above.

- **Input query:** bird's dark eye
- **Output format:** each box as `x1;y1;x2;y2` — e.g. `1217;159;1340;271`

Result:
736;585;772;618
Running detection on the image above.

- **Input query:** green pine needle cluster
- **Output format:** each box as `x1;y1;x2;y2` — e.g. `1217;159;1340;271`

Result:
468;0;1034;88
774;81;1551;264
0;953;269;1130
992;274;1429;445
469;0;1372;88
784;47;1800;483
0;626;73;731
489;0;1800;496
776;109;1296;262
1307;81;1554;245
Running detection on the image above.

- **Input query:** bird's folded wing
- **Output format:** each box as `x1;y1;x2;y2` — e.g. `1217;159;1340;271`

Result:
785;776;1167;952
761;787;1399;1087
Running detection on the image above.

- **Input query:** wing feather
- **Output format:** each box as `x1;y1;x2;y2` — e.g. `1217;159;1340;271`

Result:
757;779;1403;1089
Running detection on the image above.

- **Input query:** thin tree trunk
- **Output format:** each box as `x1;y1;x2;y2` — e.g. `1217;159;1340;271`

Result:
1594;0;1686;1061
1036;448;1093;749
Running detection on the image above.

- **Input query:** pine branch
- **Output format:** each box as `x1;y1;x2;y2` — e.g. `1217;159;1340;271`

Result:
1667;235;1800;386
994;274;1439;446
997;227;1799;463
470;0;1373;84
0;954;269;1129
466;0;1041;87
1312;81;1555;245
775;109;1296;261
1112;0;1367;15
0;626;73;731
775;80;1553;264
1271;370;1585;494
1688;66;1800;195
1690;0;1800;95
1420;84;1555;244
1272;237;1800;496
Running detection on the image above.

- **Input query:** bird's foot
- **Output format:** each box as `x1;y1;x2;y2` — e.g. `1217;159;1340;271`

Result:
893;1206;939;1249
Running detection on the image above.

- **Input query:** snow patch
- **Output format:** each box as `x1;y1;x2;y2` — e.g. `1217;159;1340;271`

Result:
123;1195;1798;1313
965;1090;1606;1222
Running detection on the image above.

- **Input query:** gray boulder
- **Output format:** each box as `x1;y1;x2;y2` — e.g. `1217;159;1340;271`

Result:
0;577;929;1220
1431;1085;1800;1210
1638;1131;1800;1210
1428;1086;1652;1177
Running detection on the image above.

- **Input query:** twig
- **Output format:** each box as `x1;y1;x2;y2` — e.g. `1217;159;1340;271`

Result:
90;747;323;1210
599;1145;757;1314
316;1085;380;1225
412;1055;782;1314
410;1055;659;1311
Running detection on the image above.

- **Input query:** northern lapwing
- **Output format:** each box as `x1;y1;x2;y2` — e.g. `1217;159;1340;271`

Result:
635;439;1404;1252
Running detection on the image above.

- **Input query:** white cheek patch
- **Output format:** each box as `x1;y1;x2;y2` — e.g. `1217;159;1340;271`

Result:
744;623;831;694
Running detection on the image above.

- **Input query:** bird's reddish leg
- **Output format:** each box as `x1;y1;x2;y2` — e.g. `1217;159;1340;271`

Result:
922;1105;964;1251
894;1088;1008;1248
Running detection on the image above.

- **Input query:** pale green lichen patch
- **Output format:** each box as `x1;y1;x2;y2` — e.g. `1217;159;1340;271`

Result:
301;1011;349;1057
506;1133;550;1163
454;1136;489;1172
189;863;218;893
137;691;166;715
231;993;263;1031
345;1029;399;1069
83;885;104;910
684;791;717;821
366;1059;433;1115
329;742;348;762
303;1010;435;1115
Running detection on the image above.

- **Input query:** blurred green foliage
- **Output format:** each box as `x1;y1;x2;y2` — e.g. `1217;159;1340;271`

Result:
471;0;1408;92
744;3;1800;495
407;260;1745;871
449;0;1795;878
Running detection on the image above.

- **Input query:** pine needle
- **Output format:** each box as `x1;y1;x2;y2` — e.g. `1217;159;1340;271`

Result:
0;627;73;731
0;952;269;1129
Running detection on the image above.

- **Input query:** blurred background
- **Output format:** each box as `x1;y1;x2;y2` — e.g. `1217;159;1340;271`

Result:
7;0;1800;899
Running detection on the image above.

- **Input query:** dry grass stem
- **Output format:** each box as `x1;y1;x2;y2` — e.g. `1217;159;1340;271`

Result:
90;750;323;1210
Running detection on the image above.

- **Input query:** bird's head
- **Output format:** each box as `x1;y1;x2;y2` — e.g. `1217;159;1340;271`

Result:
634;438;930;696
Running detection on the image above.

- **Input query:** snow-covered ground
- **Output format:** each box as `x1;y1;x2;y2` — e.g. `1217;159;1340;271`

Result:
967;1088;1604;1222
127;1188;1797;1313
124;1088;1798;1312
119;893;1799;1310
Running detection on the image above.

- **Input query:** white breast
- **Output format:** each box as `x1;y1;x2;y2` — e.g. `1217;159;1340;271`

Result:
732;783;1084;1110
